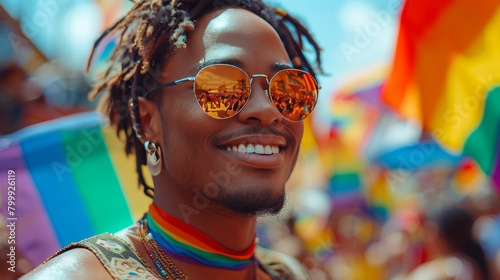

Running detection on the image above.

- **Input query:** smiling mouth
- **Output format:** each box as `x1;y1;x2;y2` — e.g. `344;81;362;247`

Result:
222;143;281;155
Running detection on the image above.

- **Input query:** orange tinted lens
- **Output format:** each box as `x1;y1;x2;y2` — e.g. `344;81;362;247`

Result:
269;69;318;121
194;65;250;119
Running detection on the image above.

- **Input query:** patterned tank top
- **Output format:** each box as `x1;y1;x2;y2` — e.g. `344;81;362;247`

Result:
47;233;310;280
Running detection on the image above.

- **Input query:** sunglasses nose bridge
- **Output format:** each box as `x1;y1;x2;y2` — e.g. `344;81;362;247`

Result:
249;74;270;98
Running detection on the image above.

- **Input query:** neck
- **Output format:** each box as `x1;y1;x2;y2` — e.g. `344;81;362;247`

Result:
148;203;257;269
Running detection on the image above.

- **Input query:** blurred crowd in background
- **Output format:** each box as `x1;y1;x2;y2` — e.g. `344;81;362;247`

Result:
0;0;102;135
1;0;500;279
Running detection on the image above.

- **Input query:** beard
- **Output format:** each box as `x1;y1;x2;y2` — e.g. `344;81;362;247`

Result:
215;183;287;217
212;153;298;217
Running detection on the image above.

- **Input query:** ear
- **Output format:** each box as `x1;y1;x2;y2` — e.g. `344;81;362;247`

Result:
129;97;163;144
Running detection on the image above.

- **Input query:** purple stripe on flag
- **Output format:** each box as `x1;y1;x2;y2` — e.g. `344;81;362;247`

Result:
0;144;60;266
355;83;384;107
493;129;500;190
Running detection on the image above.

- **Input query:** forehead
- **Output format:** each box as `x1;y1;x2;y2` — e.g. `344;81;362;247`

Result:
202;8;280;50
164;8;290;74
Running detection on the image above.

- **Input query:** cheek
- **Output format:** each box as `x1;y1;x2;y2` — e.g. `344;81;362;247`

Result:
161;86;204;128
298;123;304;138
159;94;214;162
162;96;201;145
159;107;207;184
293;122;304;148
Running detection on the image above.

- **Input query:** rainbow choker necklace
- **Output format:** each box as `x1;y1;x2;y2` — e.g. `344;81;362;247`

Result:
145;203;257;270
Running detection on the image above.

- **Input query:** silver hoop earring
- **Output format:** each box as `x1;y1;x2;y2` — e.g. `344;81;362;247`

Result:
144;141;162;176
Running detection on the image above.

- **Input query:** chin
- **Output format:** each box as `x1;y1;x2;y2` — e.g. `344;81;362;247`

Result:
218;183;287;217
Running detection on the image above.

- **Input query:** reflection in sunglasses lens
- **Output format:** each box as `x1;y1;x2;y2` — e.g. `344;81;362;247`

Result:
270;70;318;121
195;65;250;119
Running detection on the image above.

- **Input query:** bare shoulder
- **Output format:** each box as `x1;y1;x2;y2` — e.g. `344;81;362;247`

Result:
22;226;151;280
20;248;113;280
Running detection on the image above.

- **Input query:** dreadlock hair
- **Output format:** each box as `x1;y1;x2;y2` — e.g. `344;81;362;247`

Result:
87;0;323;198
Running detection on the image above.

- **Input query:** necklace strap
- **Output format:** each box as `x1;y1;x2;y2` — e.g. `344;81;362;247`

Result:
138;217;191;279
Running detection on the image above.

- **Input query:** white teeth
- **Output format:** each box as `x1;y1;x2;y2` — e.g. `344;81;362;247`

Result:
238;144;246;153
264;145;272;155
226;144;280;155
255;144;264;154
246;144;255;153
272;146;279;154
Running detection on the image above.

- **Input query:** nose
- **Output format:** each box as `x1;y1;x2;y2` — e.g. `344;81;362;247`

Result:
236;75;282;126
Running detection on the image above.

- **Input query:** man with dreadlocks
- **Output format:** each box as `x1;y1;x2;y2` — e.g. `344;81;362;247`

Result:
24;0;322;279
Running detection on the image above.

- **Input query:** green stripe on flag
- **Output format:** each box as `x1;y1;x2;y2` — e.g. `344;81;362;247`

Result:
329;172;361;192
464;87;500;175
62;126;133;234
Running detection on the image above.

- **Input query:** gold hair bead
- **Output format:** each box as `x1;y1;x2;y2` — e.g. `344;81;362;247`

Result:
292;57;302;67
275;8;287;17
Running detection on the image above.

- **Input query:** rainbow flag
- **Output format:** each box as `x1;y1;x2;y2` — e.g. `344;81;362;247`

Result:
309;66;393;216
314;88;382;214
0;112;151;266
382;0;500;188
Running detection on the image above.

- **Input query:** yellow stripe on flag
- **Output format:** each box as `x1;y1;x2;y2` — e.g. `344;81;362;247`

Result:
101;125;152;220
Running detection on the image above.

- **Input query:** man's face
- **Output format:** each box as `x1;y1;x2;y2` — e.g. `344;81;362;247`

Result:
154;8;304;216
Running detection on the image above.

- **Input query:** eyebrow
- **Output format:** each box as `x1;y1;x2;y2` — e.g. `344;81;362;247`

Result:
195;59;292;72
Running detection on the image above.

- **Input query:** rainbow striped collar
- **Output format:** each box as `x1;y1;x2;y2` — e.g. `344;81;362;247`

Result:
146;203;257;270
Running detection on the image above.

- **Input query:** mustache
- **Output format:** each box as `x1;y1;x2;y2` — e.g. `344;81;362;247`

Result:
213;126;294;146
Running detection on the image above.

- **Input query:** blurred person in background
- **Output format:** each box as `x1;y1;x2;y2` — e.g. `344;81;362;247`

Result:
0;63;28;135
471;190;500;279
476;214;500;279
372;209;426;280
0;61;91;135
406;205;490;280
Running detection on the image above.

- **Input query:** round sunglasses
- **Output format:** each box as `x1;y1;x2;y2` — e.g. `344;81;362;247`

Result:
144;64;320;122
